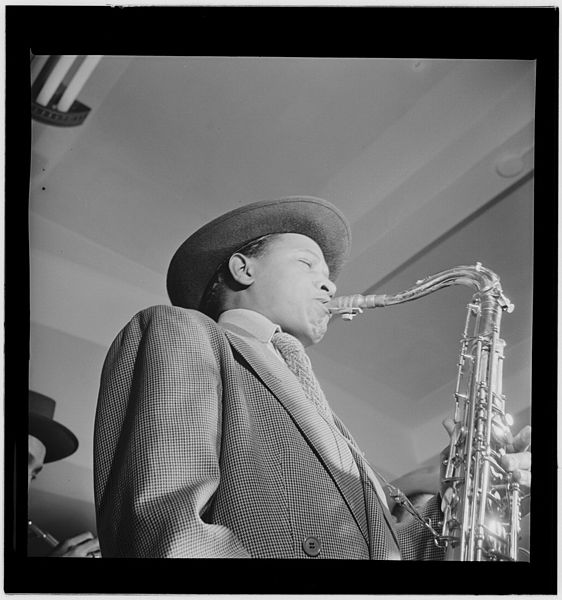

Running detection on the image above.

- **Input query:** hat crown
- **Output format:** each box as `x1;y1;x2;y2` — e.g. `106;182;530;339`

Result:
28;391;78;463
29;391;56;420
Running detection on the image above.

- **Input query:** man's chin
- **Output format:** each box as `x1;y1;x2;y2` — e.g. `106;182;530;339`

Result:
287;317;328;347
308;323;328;346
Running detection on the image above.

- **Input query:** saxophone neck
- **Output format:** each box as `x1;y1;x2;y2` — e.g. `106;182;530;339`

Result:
328;263;514;319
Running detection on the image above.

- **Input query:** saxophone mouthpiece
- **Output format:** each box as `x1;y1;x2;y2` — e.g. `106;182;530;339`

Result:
328;293;386;320
327;295;366;321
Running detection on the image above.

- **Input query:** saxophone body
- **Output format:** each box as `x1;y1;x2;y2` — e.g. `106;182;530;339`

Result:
328;263;523;561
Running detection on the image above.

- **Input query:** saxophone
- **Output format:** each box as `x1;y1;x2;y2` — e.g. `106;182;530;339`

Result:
327;263;524;561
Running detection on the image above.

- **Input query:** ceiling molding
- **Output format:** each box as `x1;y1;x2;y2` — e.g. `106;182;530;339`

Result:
30;211;166;297
30;247;168;348
334;122;534;297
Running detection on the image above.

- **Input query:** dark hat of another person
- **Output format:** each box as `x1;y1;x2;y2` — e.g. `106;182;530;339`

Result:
28;391;79;463
167;196;351;311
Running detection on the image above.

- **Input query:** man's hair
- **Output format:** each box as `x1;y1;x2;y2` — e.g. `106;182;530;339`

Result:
200;233;281;320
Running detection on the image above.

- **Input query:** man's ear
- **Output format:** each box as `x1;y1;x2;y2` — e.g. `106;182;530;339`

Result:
228;253;255;286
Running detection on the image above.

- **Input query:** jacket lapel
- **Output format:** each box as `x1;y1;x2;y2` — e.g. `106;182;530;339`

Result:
332;414;401;558
223;327;369;543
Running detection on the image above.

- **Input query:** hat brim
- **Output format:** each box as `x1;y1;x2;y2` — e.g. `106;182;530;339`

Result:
167;196;351;310
29;414;79;463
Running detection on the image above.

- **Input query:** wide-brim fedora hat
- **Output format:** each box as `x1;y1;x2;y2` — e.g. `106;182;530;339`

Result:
29;391;79;463
167;196;351;311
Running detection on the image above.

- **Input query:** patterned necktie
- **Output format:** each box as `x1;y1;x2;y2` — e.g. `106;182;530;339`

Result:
271;331;335;425
271;332;399;556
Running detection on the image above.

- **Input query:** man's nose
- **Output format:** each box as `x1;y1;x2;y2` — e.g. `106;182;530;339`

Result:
320;278;336;298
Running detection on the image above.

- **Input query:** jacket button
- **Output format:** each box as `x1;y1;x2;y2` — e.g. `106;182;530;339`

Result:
302;536;321;557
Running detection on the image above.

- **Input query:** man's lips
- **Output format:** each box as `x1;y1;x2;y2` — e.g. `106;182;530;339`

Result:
315;298;332;315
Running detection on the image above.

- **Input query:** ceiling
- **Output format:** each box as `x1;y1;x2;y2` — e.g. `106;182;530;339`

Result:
27;56;535;546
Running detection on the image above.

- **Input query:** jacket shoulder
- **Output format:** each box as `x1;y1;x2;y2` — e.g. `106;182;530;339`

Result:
133;304;217;327
114;305;224;346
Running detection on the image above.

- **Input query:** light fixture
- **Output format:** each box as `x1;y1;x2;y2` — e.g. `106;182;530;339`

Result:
31;55;103;127
494;152;525;178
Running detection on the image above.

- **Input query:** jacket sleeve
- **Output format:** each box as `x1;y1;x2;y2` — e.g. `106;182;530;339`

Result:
94;305;250;558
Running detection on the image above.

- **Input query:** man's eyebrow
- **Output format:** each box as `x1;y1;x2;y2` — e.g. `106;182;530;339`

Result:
297;248;330;276
297;248;322;258
33;466;43;475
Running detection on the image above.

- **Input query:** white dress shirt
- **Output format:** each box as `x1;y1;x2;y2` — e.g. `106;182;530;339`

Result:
218;308;284;362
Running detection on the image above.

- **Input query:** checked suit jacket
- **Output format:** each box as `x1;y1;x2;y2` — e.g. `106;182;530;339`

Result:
94;304;445;559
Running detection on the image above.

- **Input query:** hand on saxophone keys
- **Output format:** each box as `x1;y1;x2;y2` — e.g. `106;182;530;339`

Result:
500;425;532;486
441;418;532;515
499;425;532;517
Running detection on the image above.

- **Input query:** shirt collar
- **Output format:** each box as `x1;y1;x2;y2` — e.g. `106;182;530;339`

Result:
218;308;281;343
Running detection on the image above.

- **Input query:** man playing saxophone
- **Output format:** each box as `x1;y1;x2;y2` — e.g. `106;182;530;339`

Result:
94;196;531;559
